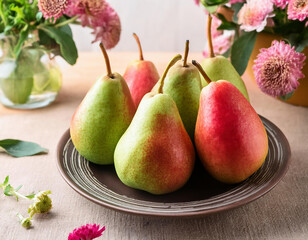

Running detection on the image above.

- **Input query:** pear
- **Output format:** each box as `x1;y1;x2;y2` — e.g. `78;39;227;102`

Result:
123;33;160;107
70;43;136;165
200;14;249;101
160;40;202;140
193;60;268;184
114;55;195;195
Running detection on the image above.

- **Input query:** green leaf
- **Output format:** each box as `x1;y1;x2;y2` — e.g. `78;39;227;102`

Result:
59;24;73;37
200;0;228;13
15;185;22;192
25;193;36;199
216;13;238;30
14;24;29;57
38;25;78;65
201;0;228;6
0;139;48;157
230;2;244;23
279;91;294;100
231;31;258;76
3;176;9;186
4;184;14;196
36;12;43;22
222;47;231;58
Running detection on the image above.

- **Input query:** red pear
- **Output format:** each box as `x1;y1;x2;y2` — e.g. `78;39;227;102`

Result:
123;33;160;107
193;61;268;184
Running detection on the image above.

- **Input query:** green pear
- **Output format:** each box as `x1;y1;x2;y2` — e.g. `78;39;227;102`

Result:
161;40;202;140
70;43;136;165
200;14;249;101
114;55;195;195
193;60;268;184
201;56;249;101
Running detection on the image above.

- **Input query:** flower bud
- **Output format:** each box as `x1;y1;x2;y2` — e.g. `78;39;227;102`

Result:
17;213;32;229
28;190;52;217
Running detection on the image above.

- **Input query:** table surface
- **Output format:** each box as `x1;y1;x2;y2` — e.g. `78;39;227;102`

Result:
0;52;307;240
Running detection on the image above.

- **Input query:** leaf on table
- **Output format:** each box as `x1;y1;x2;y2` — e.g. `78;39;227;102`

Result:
0;139;48;157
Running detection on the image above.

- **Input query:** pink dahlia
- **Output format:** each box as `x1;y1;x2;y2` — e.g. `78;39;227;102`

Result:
68;224;105;240
274;0;289;8
238;0;274;32
65;0;121;49
287;0;308;21
91;4;121;49
253;40;306;97
38;0;70;21
65;0;107;26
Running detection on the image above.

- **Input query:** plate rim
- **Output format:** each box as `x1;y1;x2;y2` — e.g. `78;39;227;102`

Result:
56;115;291;217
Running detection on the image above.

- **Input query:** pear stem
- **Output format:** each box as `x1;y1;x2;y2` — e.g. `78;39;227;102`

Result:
133;33;144;61
207;14;215;58
158;54;182;94
183;40;189;67
99;42;113;78
192;60;211;84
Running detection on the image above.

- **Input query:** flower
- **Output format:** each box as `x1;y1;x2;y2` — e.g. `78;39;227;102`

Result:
238;0;274;32
65;1;121;49
287;0;308;21
194;0;200;5
28;190;52;217
17;213;32;229
274;0;289;8
38;0;70;21
91;4;121;49
203;31;234;57
211;16;224;38
253;40;306;97
68;224;105;240
65;0;107;26
203;15;234;57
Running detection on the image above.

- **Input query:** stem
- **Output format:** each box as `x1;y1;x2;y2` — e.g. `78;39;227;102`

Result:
0;2;7;27
15;191;28;200
192;60;211;84
133;33;144;61
99;42;113;78
207;14;215;58
158;54;182;94
55;16;79;28
183;40;189;67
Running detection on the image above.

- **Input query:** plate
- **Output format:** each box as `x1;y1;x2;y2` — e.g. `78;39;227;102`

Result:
56;116;291;217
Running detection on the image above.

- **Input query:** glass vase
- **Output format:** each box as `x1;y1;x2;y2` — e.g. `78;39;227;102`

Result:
0;34;62;109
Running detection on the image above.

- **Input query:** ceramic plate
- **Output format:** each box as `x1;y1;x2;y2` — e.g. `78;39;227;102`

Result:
56;116;291;217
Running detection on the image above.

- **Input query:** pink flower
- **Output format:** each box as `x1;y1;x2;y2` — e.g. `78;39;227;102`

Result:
65;1;121;49
91;4;121;49
274;0;289;8
238;0;274;32
194;0;200;5
68;224;105;240
38;0;70;21
65;0;107;26
287;0;308;21
203;31;234;57
211;16;224;38
253;40;306;97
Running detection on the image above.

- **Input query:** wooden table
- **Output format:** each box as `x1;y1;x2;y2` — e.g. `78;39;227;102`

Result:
1;52;308;239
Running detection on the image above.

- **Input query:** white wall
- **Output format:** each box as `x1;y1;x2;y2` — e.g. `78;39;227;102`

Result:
71;0;207;52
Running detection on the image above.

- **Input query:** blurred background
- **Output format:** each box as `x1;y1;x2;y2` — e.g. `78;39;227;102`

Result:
71;0;206;52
